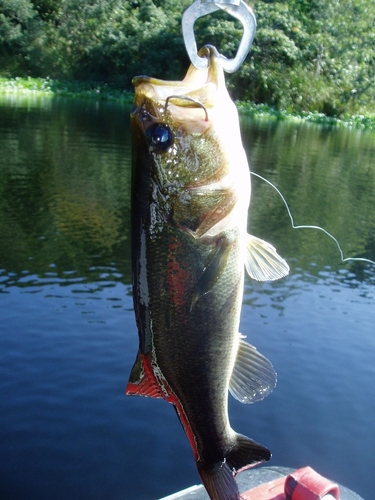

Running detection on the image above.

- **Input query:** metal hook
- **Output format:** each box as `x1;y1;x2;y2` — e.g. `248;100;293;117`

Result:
182;0;256;73
164;96;209;121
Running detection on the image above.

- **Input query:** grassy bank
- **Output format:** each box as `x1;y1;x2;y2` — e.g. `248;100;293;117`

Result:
236;102;375;130
1;77;375;130
0;77;134;103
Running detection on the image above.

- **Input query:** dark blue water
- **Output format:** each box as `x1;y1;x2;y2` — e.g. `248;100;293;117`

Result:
0;95;374;500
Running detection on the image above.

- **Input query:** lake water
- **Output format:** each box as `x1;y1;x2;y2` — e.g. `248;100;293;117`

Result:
0;94;374;500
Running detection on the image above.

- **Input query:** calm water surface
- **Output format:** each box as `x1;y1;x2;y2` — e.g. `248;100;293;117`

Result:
0;94;374;500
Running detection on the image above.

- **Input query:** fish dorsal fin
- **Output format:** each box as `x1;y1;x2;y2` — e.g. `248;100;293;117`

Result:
229;339;277;403
126;350;164;399
245;233;289;281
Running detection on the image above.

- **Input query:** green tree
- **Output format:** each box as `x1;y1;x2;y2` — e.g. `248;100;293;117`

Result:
0;0;374;115
0;0;44;75
30;0;63;21
230;0;375;115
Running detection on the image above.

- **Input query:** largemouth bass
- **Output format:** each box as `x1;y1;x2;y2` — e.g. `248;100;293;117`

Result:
126;45;289;500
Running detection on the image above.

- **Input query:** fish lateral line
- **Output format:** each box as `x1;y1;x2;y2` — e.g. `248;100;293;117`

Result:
251;171;375;267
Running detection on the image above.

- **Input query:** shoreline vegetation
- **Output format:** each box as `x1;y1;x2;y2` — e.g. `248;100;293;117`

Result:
1;1;374;124
0;76;134;103
1;76;375;130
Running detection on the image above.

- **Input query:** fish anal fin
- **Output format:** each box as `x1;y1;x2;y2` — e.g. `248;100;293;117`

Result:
126;351;163;399
245;233;289;281
229;339;277;404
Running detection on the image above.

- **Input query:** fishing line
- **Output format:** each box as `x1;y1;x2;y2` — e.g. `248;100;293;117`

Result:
251;171;375;266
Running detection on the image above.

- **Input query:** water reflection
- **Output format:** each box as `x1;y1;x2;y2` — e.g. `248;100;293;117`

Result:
243;264;375;316
0;95;132;282
241;117;375;273
0;95;374;500
1;96;374;285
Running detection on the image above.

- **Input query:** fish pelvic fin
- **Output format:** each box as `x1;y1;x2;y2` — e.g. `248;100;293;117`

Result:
197;434;270;500
229;339;277;404
245;233;289;281
126;350;164;399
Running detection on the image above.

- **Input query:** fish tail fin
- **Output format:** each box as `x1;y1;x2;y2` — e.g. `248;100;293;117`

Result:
227;433;271;474
198;461;240;500
197;434;270;500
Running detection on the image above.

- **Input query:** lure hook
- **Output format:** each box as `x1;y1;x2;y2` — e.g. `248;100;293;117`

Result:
165;95;209;121
182;0;256;73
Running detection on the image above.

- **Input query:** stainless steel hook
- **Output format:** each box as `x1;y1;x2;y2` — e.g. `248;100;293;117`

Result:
182;0;256;73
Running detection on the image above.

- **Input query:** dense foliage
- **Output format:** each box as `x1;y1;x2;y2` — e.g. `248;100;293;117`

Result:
1;0;374;115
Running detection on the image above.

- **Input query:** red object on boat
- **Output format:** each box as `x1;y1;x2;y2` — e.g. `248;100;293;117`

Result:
241;466;340;500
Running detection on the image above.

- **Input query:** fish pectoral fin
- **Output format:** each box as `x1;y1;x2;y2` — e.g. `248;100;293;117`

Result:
190;237;232;310
126;350;164;399
245;233;289;281
229;339;277;404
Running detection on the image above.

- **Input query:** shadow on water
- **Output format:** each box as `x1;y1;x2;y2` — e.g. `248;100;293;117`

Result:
0;94;374;499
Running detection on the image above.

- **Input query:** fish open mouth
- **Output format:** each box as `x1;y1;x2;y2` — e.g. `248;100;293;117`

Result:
132;45;228;129
164;95;209;122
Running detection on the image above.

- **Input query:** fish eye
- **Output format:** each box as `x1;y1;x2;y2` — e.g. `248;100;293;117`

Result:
146;123;173;152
